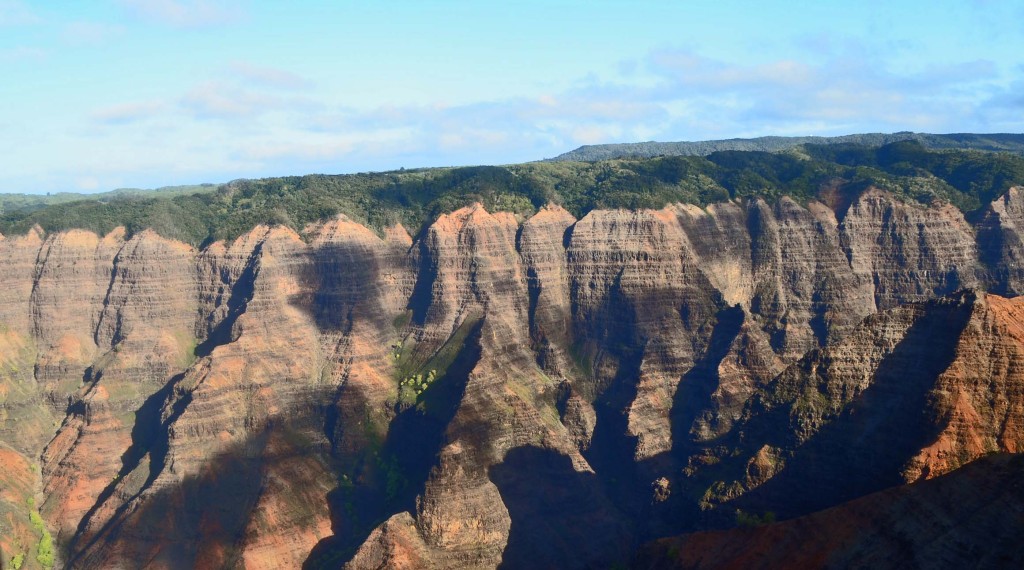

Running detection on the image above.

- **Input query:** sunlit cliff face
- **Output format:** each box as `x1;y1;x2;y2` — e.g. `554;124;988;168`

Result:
2;186;1024;568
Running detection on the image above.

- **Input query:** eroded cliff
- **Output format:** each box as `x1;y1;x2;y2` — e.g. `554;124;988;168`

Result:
0;186;1022;569
636;453;1024;570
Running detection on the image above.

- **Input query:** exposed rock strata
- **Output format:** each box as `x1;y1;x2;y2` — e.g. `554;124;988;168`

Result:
0;187;1021;568
977;185;1024;295
636;453;1024;570
683;290;1024;519
841;188;980;309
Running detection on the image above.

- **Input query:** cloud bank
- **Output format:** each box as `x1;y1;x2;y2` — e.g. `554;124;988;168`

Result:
57;44;1020;193
2;0;1021;195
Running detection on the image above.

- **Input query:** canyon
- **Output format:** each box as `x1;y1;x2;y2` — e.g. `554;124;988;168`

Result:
2;181;1024;568
636;452;1024;569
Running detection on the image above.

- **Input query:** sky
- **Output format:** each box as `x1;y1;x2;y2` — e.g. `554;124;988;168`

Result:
1;0;1022;194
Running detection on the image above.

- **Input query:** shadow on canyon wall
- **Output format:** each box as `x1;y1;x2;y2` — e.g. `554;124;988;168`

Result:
50;212;1004;569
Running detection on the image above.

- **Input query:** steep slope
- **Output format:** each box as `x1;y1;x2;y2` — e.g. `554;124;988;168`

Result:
683;291;1024;520
976;185;1024;295
347;204;611;569
636;453;1024;570
340;191;1017;568
41;229;199;545
0;184;1022;568
68;220;417;569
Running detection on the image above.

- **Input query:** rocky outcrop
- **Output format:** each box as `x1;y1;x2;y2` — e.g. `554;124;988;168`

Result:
41;229;199;544
637;453;1024;570
977;186;1024;295
0;443;40;570
70;226;333;569
358;205;596;569
840;188;980;309
0;186;1023;568
566;207;724;461
684;291;1024;519
0;227;52;457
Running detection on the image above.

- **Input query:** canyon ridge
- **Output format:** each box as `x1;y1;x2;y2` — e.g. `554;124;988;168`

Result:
2;139;1024;569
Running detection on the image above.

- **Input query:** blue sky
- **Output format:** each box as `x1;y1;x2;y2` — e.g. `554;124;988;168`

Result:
1;0;1022;194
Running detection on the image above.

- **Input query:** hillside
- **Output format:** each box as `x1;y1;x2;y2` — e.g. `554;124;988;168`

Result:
636;453;1024;570
2;138;1024;568
550;132;1024;162
0;184;216;216
3;140;1024;248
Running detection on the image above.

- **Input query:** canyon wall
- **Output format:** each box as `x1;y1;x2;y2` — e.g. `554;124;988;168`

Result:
1;187;1023;569
637;453;1024;570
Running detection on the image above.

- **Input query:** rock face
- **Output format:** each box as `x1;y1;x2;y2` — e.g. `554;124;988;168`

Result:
841;189;980;309
0;187;1022;569
977;185;1024;295
681;290;1024;519
636;453;1024;570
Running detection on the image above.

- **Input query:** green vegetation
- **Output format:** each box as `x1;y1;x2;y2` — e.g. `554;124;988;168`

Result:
2;142;1023;246
412;317;479;378
391;310;412;331
398;369;438;403
0;184;216;216
802;140;1024;210
28;500;54;568
376;453;407;502
395;313;481;383
36;531;54;568
11;552;25;570
735;509;777;528
28;509;44;532
551;132;1024;162
172;330;200;369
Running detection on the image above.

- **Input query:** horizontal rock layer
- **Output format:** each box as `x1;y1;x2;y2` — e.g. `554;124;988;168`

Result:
680;290;1024;520
0;187;1020;568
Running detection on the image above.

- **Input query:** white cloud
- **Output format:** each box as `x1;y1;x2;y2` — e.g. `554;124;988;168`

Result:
228;62;311;90
178;74;321;121
0;0;38;26
118;0;243;28
42;38;1024;195
75;176;101;191
92;101;167;124
180;81;279;119
63;21;125;45
0;46;45;62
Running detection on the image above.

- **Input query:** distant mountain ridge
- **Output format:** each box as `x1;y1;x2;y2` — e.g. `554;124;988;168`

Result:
0;183;216;215
5;138;1024;246
549;132;1024;162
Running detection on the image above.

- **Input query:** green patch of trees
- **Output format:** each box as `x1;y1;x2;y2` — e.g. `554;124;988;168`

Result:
27;500;54;568
2;142;1023;245
735;509;777;527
